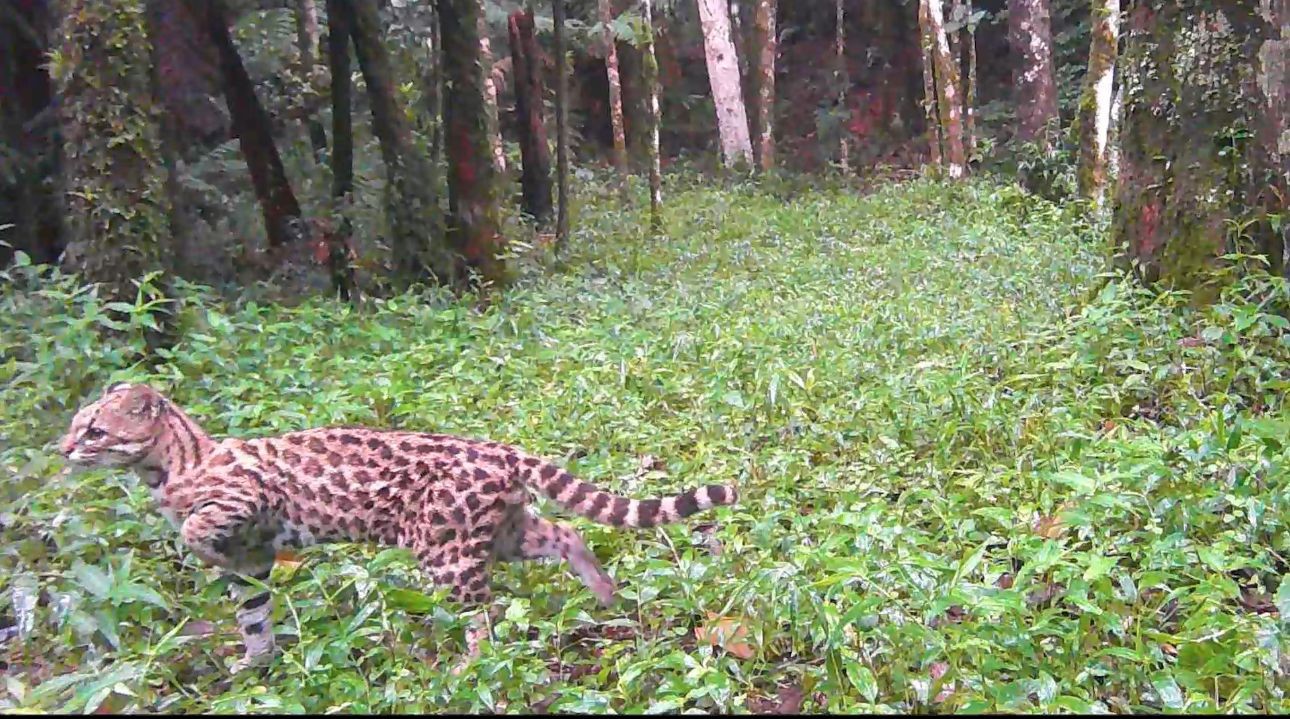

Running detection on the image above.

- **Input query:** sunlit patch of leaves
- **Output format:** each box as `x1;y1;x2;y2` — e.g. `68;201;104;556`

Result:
2;176;1287;712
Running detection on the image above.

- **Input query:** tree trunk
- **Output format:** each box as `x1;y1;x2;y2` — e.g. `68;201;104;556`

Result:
963;0;977;156
479;26;507;176
750;0;775;172
508;9;554;226
917;0;942;167
835;0;849;173
440;0;506;284
552;0;570;249
55;0;171;303
345;0;452;285
295;0;329;159
920;0;965;177
1075;0;1118;205
599;0;630;198
1113;1;1286;288
423;5;444;191
695;0;753;168
642;0;663;233
325;0;356;300
1;0;63;267
1008;0;1059;146
206;0;304;249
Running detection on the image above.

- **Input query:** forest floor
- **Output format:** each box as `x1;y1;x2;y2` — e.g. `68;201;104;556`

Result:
2;176;1288;713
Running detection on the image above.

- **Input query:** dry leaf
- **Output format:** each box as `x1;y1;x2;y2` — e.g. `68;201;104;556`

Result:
275;549;302;569
1032;514;1065;539
695;612;755;660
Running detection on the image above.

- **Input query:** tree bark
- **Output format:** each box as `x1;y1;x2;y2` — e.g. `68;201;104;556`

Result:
206;0;304;249
345;0;452;285
1075;0;1118;205
479;25;507;176
508;9;554;226
750;0;775;172
917;0;942;167
325;0;355;300
56;0;171;303
599;0;630;197
920;0;965;178
552;0;570;249
1113;1;1285;287
1008;0;1059;146
642;0;663;233
440;0;506;284
963;0;977;156
295;0;329;159
835;0;849;173
695;0;753;168
1;0;63;266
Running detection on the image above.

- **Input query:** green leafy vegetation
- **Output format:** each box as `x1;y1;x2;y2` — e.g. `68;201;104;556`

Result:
2;177;1287;712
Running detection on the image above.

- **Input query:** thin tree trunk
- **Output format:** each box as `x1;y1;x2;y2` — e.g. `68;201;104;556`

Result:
1106;77;1123;182
345;0;451;285
917;0;942;167
751;0;775;172
425;5;443;180
1008;0;1059;146
56;0;171;304
325;0;355;300
479;25;507;175
835;0;849;173
922;0;965;178
295;0;328;159
599;0;629;198
964;0;977;156
207;0;304;248
643;0;663;233
552;0;570;249
1075;0;1118;205
441;0;506;284
695;0;753;167
508;8;553;226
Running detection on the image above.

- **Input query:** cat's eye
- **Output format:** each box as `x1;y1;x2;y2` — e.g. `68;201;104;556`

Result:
83;427;106;441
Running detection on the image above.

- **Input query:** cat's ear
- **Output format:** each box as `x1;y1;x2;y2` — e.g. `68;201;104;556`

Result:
106;382;133;393
120;385;163;418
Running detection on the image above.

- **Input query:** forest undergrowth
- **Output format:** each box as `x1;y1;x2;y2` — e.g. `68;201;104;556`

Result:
1;176;1287;713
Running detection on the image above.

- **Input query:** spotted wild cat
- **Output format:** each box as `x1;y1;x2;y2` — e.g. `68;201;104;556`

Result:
58;383;737;673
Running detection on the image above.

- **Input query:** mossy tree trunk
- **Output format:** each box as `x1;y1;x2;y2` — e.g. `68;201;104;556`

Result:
206;0;304;249
325;0;356;300
552;0;571;249
920;0;966;178
344;0;453;285
55;0;171;303
750;0;776;172
1075;0;1118;205
508;8;554;227
1008;0;1059;147
917;0;942;168
1;0;63;267
1113;0;1286;288
642;0;663;233
440;0;506;284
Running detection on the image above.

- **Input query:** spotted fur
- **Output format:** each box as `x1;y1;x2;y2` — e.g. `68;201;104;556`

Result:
58;383;737;673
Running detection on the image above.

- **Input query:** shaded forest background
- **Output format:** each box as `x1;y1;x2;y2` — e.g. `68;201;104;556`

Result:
1;0;1286;306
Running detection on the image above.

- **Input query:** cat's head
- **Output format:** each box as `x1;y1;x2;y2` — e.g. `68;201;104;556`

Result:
59;383;166;468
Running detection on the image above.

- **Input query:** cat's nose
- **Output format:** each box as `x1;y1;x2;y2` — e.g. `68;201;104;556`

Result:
58;435;76;456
